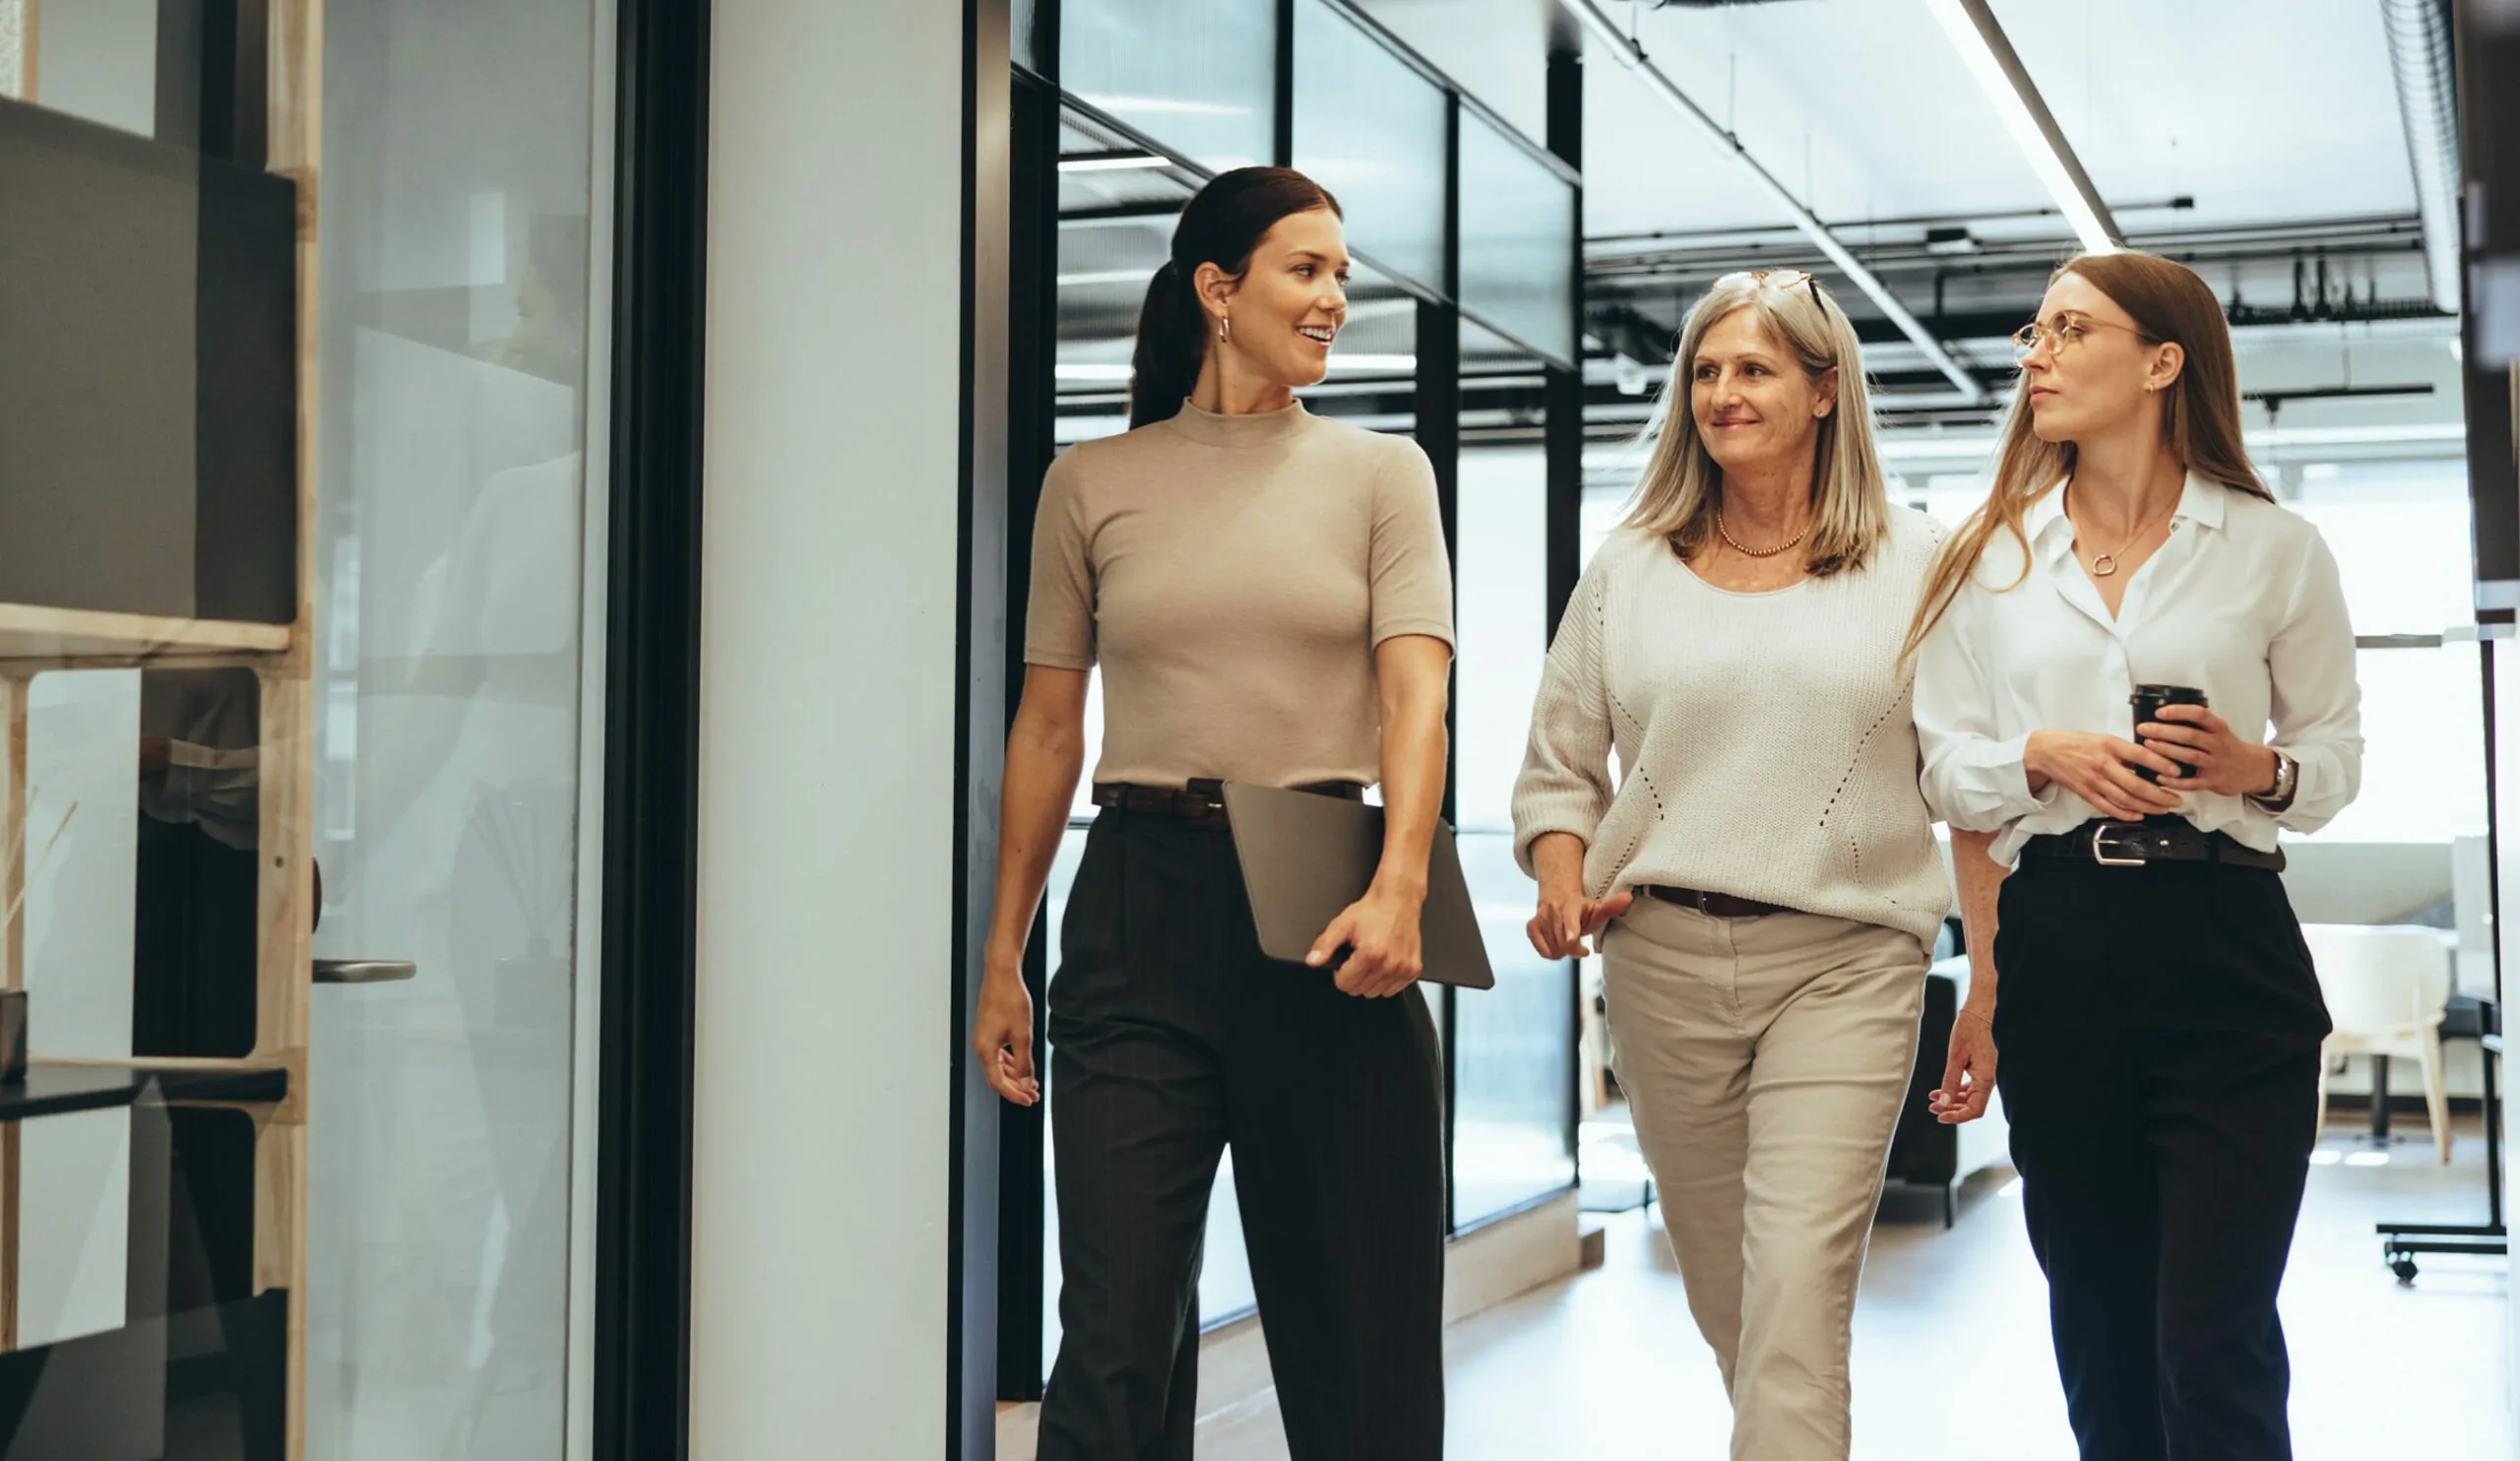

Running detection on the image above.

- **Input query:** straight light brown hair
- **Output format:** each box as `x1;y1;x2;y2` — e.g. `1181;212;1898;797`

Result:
1623;273;1891;578
1900;251;2274;660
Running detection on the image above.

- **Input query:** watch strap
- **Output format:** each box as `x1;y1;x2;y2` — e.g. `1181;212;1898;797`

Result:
2247;748;2300;812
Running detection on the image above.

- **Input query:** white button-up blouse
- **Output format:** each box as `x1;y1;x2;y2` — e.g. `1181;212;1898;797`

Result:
1914;472;2364;865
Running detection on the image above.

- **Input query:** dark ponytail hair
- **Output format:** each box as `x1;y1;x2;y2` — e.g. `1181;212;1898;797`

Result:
1128;166;1343;429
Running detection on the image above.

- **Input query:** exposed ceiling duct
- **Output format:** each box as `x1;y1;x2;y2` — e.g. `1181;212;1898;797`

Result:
1553;0;1991;404
2379;0;2464;315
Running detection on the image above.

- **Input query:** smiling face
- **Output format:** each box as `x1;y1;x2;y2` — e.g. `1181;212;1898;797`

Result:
1688;305;1836;478
1200;207;1350;390
2018;270;2183;444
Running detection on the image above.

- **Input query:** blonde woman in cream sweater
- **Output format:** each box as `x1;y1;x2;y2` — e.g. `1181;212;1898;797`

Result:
1513;271;1944;1459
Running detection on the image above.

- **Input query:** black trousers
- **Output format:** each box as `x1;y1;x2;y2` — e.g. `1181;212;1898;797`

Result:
1036;808;1447;1461
1993;854;2331;1461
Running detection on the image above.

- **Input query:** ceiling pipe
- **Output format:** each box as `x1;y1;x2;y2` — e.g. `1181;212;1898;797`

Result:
1553;0;1990;404
1923;0;2123;256
2378;0;2464;314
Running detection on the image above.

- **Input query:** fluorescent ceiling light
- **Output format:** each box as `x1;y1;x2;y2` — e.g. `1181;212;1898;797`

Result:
1873;420;2466;464
1058;153;1168;174
1058;353;1421;384
1085;95;1245;118
1056;269;1159;287
1924;0;2122;256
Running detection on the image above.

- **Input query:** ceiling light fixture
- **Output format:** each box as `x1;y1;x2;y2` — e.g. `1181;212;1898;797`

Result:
1325;353;1418;373
1554;0;1988;405
1923;0;2122;256
1058;152;1170;173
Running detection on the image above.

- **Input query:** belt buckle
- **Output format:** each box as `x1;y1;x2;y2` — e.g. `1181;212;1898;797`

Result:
2090;821;2150;867
1692;889;1715;915
1184;778;1228;817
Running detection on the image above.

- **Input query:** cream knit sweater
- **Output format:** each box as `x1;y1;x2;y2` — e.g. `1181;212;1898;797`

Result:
1511;511;1951;944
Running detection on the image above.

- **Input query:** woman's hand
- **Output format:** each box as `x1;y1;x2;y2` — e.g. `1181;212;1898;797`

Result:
2140;704;2281;799
1930;1005;1997;1124
1310;884;1425;998
2025;729;2184;821
1528;880;1635;961
973;968;1040;1106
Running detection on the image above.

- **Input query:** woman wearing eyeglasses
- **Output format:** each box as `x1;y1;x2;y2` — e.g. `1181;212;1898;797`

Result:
1910;251;2361;1459
1514;271;1947;1457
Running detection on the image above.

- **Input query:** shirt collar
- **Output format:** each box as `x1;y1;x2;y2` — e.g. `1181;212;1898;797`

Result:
2029;469;2228;556
2174;471;2229;532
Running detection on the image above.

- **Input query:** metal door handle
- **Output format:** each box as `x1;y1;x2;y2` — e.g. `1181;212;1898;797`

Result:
313;959;418;985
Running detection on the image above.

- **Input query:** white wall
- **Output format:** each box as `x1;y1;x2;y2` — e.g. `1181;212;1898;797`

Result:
691;2;967;1455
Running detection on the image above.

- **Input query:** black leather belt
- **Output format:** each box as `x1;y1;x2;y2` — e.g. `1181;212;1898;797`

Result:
2020;818;2286;872
1091;778;1364;826
1638;885;1795;919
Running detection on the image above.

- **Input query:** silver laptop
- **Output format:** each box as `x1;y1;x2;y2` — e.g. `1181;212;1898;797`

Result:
1221;782;1497;990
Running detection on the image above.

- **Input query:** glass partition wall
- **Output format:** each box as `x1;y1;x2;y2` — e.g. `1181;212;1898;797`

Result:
1004;0;1584;1394
0;2;613;1453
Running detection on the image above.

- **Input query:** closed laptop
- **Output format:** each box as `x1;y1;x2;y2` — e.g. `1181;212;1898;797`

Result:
1222;782;1496;990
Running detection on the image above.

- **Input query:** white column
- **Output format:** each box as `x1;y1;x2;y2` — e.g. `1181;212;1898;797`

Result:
693;1;968;1454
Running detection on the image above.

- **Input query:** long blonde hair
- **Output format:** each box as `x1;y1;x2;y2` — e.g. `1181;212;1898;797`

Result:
1623;274;1890;577
1900;251;2275;659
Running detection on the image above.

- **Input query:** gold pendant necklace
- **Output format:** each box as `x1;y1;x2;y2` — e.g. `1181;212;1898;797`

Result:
1715;509;1809;559
2072;486;2177;578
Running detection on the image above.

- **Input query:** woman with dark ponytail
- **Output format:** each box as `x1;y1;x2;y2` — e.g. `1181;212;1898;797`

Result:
974;167;1455;1460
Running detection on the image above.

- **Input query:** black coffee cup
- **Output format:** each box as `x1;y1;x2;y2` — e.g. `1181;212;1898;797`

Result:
2131;683;2208;783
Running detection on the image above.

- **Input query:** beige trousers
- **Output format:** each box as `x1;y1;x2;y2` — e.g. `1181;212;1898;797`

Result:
1601;898;1927;1461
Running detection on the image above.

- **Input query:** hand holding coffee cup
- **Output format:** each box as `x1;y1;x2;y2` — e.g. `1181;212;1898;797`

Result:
2136;694;2285;800
2022;729;2185;821
2130;685;2208;783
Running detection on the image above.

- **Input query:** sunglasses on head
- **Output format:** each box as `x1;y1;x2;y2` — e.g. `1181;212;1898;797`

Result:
1715;269;1823;300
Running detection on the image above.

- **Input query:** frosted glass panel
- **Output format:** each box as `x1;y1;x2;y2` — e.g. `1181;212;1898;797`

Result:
1292;0;1446;292
305;0;602;1455
1063;0;1275;172
1452;426;1577;1227
1460;109;1574;363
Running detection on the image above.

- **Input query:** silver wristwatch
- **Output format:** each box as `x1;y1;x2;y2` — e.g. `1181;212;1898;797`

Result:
2248;749;2300;812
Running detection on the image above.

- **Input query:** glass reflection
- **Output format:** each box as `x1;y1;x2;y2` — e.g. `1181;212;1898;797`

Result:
1453;407;1577;1225
1292;0;1448;293
1062;0;1275;173
1459;110;1575;364
304;2;598;1455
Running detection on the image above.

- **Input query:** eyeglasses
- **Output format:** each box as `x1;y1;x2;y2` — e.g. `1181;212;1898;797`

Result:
2012;310;2156;363
1716;269;1822;300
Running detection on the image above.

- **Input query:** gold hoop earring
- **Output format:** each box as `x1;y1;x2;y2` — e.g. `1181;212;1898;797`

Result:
1219;314;1231;345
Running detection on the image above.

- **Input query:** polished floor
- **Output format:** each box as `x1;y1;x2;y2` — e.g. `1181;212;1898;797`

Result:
1006;1112;2512;1459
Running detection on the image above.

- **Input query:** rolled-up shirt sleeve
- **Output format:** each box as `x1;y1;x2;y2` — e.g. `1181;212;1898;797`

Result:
1915;578;2048;832
2265;530;2362;834
1512;559;1616;876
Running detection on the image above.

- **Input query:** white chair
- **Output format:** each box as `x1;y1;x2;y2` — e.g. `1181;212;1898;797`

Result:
2302;923;2455;1163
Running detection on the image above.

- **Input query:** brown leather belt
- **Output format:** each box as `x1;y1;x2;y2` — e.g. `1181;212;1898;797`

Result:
1091;778;1365;826
1638;885;1795;919
2020;818;2286;872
